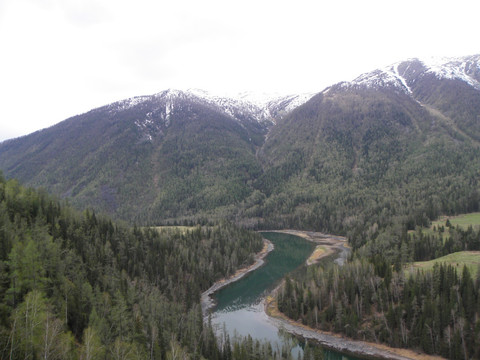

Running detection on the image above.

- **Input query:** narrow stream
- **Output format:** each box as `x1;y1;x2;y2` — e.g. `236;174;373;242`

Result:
210;231;360;359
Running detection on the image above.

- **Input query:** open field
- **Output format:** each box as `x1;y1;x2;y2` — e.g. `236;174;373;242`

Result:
407;251;480;278
431;212;480;230
409;212;480;238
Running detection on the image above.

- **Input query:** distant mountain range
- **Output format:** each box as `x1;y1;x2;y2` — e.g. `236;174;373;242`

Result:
1;54;479;231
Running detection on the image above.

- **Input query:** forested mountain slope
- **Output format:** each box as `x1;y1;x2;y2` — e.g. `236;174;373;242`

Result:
253;55;480;245
0;55;479;238
0;90;284;223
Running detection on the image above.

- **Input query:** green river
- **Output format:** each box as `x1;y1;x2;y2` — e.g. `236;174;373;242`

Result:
210;231;360;359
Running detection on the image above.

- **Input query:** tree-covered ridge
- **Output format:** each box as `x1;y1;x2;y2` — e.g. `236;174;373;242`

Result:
0;174;276;359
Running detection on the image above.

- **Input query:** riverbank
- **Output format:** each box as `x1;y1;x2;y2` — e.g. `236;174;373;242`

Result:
201;238;274;316
264;230;444;360
264;229;349;265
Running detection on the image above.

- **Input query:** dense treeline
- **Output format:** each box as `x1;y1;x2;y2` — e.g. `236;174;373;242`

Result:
266;153;480;359
408;225;480;262
357;221;480;270
277;253;480;359
1;174;306;359
253;139;480;246
247;85;480;257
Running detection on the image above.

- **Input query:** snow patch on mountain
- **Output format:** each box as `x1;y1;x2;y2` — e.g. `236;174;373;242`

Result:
186;89;272;125
393;63;413;94
234;91;283;107
268;93;316;113
341;54;480;94
121;88;314;142
107;96;151;112
342;62;414;94
420;55;480;90
163;89;315;125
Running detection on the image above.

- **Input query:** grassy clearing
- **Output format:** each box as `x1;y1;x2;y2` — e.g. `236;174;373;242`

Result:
407;251;480;278
431;212;480;230
409;212;480;238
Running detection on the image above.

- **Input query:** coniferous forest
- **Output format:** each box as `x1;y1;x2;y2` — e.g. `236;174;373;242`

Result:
0;174;305;359
5;171;480;359
277;226;480;359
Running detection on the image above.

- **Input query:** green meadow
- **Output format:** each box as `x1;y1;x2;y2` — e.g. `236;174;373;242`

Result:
408;251;480;278
431;212;480;230
410;212;480;238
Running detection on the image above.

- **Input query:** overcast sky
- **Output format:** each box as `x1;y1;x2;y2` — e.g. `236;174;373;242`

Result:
0;0;478;141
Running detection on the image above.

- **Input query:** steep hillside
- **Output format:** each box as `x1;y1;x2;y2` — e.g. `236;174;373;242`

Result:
0;90;270;221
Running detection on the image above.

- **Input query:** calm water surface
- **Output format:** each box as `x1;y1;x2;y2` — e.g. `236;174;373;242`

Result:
210;231;360;359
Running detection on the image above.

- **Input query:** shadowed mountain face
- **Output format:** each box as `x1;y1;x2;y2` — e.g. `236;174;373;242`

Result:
1;56;480;232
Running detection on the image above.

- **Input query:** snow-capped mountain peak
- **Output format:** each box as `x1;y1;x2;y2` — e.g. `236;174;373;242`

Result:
340;54;480;94
420;55;480;89
344;62;414;94
104;88;315;143
155;88;315;125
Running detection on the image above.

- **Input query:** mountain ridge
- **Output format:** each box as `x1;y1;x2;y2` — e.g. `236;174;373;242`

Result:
338;54;480;94
2;54;478;145
1;54;479;230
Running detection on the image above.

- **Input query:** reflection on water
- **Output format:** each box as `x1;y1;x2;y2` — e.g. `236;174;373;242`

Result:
214;303;275;341
211;232;312;356
214;232;315;312
210;232;361;359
